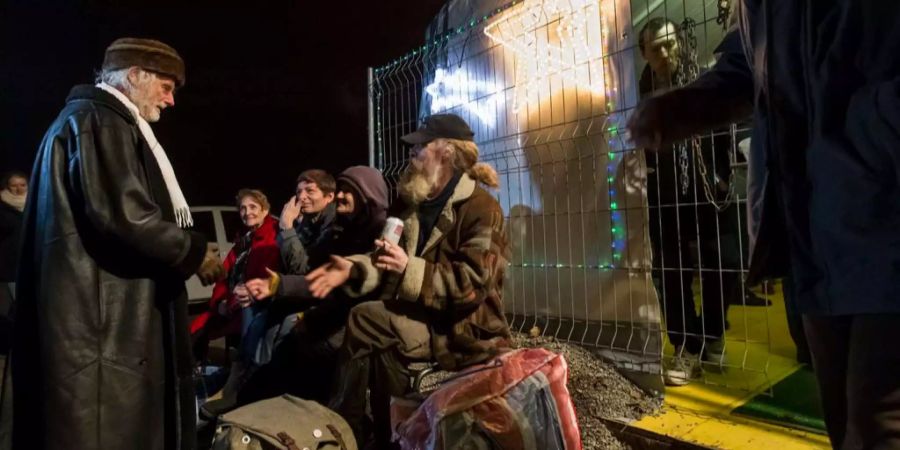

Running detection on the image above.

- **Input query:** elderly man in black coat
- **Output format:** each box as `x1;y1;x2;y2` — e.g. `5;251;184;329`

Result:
1;38;223;450
629;2;900;448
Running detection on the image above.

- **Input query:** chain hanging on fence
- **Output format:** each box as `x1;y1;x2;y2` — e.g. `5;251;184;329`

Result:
716;0;732;30
675;18;735;212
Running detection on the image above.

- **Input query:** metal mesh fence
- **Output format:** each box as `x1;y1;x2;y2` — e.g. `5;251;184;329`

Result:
369;0;794;391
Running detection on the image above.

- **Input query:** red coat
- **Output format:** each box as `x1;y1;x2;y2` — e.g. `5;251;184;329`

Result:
190;215;281;337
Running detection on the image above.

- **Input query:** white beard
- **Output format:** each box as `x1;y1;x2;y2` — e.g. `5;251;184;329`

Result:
398;163;441;206
131;93;162;122
126;79;162;122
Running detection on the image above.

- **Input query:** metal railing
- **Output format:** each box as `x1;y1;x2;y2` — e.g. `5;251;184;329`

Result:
368;0;791;392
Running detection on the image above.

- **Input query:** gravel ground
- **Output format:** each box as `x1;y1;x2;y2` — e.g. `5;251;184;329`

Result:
512;331;662;450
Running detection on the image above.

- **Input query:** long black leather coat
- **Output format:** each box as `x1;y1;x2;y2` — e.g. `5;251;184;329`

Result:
2;85;207;449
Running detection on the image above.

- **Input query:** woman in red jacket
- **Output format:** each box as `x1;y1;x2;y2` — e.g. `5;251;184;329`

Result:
191;189;281;414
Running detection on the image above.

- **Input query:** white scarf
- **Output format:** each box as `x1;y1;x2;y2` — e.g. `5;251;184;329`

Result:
0;190;25;212
96;82;193;227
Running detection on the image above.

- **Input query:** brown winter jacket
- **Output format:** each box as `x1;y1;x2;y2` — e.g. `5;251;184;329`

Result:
344;173;511;370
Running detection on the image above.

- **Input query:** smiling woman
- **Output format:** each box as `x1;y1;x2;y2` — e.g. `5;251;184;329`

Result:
237;189;271;229
189;188;283;416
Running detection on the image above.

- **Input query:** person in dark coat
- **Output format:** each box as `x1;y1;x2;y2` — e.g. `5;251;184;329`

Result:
0;171;27;284
0;171;27;353
628;3;900;448
277;169;337;275
636;18;746;386
1;38;223;450
238;165;389;407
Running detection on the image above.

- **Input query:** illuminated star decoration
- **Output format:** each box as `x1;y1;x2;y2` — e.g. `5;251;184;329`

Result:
483;0;606;113
424;67;505;128
485;0;624;264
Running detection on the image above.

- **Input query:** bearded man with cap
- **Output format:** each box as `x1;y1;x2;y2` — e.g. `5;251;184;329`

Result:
0;38;223;450
305;113;511;449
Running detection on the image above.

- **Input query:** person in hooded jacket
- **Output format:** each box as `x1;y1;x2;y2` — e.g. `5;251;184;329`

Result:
234;166;388;407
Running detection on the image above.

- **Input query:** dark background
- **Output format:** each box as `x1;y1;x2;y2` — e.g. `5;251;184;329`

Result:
0;0;443;205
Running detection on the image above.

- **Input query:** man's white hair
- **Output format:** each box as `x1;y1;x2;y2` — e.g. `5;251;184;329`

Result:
95;67;155;94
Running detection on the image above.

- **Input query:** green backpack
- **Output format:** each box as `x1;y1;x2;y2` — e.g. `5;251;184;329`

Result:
211;395;357;450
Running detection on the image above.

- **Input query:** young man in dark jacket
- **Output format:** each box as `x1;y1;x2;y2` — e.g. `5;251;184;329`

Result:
277;169;337;275
2;38;223;450
238;165;389;406
629;3;900;447
306;114;511;449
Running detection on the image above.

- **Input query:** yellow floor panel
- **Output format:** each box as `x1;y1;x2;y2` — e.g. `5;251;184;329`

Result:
632;282;832;449
635;405;830;449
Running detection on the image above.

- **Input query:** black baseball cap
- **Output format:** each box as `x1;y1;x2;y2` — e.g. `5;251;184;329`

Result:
400;113;475;145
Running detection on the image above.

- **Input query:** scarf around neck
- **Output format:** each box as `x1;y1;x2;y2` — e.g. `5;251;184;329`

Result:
0;190;25;212
96;82;193;228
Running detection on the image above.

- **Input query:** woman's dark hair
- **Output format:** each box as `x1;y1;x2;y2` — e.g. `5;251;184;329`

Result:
296;169;336;195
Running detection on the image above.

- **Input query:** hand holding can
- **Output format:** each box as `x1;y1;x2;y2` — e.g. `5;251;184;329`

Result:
381;217;404;246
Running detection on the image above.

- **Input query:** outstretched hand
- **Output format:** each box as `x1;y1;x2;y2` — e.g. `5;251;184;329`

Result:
626;97;668;150
305;255;353;298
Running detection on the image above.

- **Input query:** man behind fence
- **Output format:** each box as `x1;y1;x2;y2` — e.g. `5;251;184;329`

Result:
305;113;511;449
629;3;900;448
1;38;223;450
637;17;746;386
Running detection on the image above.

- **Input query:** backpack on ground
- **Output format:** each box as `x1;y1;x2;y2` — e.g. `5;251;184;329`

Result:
392;348;582;450
212;394;357;450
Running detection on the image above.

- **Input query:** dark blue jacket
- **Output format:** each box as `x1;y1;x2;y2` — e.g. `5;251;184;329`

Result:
644;1;900;315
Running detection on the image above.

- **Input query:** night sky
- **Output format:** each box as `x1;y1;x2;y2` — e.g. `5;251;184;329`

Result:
1;0;444;205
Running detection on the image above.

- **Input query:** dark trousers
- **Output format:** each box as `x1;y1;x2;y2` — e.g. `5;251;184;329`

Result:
329;301;432;448
804;314;900;450
236;329;339;406
782;277;811;363
649;200;742;355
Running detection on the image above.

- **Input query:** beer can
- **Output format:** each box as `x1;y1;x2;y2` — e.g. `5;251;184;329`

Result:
381;217;404;246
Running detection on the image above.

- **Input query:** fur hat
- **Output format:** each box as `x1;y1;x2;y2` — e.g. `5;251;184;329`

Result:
102;37;185;87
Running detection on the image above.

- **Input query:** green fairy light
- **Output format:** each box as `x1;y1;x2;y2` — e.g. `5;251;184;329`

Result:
608;152;615;160
610;202;618;209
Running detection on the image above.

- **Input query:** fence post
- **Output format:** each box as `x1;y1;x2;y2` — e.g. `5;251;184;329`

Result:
367;67;376;168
